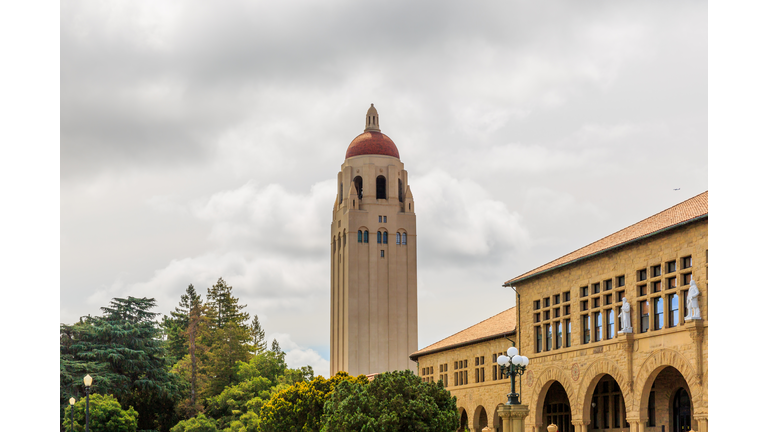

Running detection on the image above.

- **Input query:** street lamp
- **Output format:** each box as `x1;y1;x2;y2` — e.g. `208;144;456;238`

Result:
69;397;76;432
496;346;529;405
84;374;93;432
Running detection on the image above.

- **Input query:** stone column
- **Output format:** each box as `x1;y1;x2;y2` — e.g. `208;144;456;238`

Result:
626;419;645;432
571;419;589;432
498;404;530;432
693;413;708;432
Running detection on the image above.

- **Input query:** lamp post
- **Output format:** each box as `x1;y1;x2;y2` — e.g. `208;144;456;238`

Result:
69;397;76;432
496;346;529;405
84;374;93;432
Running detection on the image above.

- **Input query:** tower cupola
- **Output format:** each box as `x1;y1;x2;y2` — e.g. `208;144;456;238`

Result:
364;103;380;132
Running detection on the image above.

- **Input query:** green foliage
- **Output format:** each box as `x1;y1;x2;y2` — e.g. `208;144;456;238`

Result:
249;315;267;355
62;393;139;432
321;370;459;432
236;350;288;387
60;297;182;431
162;285;203;364
259;372;369;432
170;414;219;432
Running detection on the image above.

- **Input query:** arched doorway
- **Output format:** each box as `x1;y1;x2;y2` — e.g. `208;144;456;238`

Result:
542;381;572;432
458;408;468;431
473;406;488;431
586;375;628;430
672;388;692;432
641;366;695;432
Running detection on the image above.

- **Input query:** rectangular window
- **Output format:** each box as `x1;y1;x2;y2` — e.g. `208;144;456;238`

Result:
458;372;463;385
593;283;600;294
380;250;385;258
554;294;560;305
652;265;662;277
534;313;540;323
594;311;603;342
545;324;552;351
464;360;468;368
564;291;571;302
583;315;591;344
651;280;661;293
565;319;572;347
666;260;676;273
553;308;560;318
638;269;647;281
383;216;387;223
669;293;679;328
544;310;550;320
683;273;692;286
556;321;562;349
581;300;588;312
593;298;600;308
667;276;677;289
564;305;571;315
378;216;382;223
454;361;458;369
544;297;551;308
475;369;479;383
493;365;498;380
616;290;625;303
604;279;612;290
606;310;615;340
653;297;664;330
464;370;468;385
640;300;650;333
683;289;689;318
617;275;625;287
536;326;542;352
604;294;612;305
475;357;479;366
638;284;647;296
481;368;485;382
682;256;692;269
480;356;484;365
534;300;541;310
581;286;589;297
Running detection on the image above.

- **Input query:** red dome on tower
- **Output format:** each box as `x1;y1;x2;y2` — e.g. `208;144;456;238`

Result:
345;103;400;159
345;131;400;159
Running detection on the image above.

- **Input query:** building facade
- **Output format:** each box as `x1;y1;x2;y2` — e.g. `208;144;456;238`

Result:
412;192;708;432
330;104;418;376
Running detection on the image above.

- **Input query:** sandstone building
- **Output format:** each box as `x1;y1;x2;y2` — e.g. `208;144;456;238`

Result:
411;192;708;432
330;104;418;376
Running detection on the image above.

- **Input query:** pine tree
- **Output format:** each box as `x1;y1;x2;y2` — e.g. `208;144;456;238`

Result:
270;338;283;355
250;315;267;354
162;284;202;363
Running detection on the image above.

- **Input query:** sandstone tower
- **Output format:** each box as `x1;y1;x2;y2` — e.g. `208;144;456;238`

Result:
330;104;418;376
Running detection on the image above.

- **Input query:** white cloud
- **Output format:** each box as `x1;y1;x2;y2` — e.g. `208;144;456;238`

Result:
270;332;331;379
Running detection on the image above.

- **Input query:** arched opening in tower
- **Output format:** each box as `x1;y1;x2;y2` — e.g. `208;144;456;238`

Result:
376;176;386;200
354;176;363;200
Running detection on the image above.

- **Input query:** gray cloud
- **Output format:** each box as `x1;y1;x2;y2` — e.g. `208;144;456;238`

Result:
61;0;707;367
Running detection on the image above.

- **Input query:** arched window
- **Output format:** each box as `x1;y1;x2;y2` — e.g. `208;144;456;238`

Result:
364;230;369;243
383;231;388;244
376;176;386;199
398;179;403;203
339;182;343;204
354;176;363;200
377;231;382;244
358;230;363;243
396;233;401;244
332;237;336;253
402;233;407;245
343;232;346;246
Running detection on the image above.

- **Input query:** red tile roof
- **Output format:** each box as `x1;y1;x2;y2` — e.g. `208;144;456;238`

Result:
410;307;516;360
346;131;400;159
503;191;708;286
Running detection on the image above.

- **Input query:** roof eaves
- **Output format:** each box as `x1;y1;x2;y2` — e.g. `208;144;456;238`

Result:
503;214;708;287
409;329;516;361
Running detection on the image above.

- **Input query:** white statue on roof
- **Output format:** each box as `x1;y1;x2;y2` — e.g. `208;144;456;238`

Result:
618;297;633;334
685;278;701;321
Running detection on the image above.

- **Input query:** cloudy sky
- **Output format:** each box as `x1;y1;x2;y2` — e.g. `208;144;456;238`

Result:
60;0;708;378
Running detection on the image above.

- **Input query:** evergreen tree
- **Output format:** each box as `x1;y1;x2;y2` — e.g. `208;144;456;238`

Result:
60;297;182;431
201;278;252;398
249;315;267;354
162;284;202;363
270;339;282;355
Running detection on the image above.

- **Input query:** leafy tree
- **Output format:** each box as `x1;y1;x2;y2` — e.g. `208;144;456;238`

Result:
321;370;459;432
205;375;273;429
62;393;138;432
249;315;267;354
259;372;369;432
60;297;182;431
170;413;219;432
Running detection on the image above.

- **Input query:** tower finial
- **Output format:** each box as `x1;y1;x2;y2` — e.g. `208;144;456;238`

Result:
365;103;381;132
